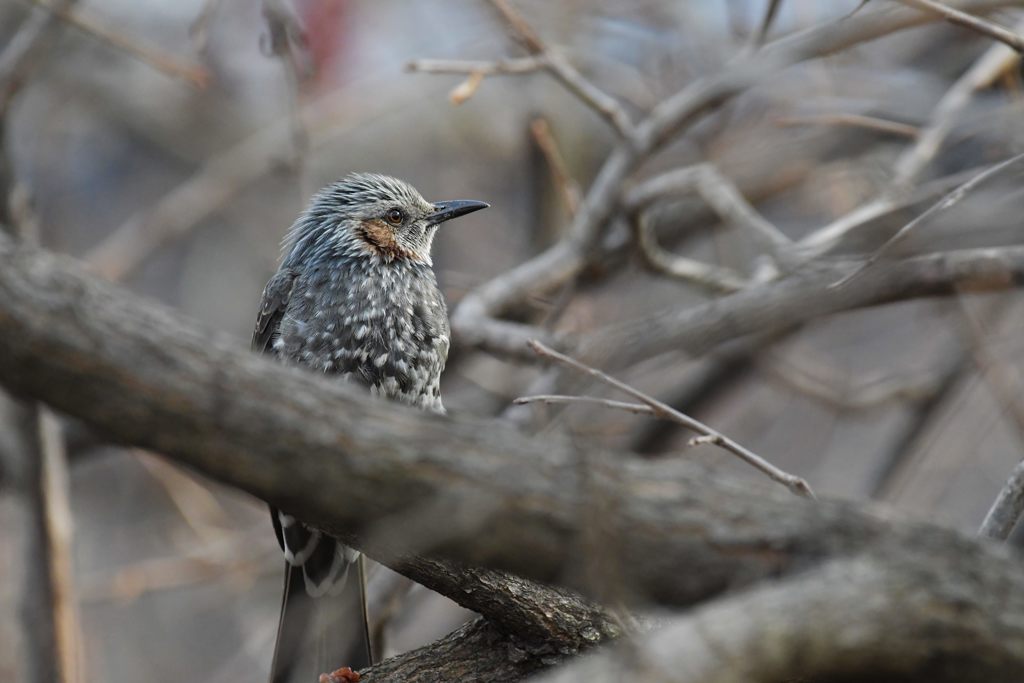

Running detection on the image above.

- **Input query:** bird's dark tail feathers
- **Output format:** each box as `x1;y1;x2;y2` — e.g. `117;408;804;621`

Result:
269;556;372;683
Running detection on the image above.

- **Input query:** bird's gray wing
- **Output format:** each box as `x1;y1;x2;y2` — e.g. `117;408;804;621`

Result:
252;267;297;354
255;266;374;678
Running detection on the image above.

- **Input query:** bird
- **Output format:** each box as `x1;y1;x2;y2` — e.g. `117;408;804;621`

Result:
251;173;488;683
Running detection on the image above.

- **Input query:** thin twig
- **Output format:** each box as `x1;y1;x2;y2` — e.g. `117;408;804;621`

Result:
486;0;635;138
775;112;920;139
749;0;785;49
891;22;1022;190
406;57;546;105
895;0;1024;52
25;0;209;88
626;163;792;261
978;459;1024;540
526;340;816;499
514;394;656;415
405;56;545;76
36;410;81;683
529;117;581;216
831;152;1024;288
0;0;76;114
11;405;61;683
630;214;748;292
798;21;1022;257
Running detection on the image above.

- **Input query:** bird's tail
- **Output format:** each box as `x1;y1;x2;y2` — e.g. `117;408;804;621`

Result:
269;556;373;683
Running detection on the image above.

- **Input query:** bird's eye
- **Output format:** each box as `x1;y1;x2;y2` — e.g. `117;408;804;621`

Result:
385;208;405;225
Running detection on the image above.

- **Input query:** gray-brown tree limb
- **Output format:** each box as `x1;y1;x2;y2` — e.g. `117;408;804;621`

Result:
361;618;556;682
1;234;1024;680
0;401;61;683
536;550;1024;683
594;245;1024;368
366;560;619;680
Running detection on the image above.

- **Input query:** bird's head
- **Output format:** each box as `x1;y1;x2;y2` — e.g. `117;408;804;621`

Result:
284;173;488;266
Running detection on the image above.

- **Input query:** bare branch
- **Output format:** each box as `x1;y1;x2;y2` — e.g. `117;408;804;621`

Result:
832;152;1024;287
979;459;1024;541
360;618;577;683
626;163;792;260
895;0;1024;52
453;2;1018;358
525;340;816;499
514;394;656;415
1;400;77;683
593;245;1024;369
405;57;546;105
0;0;76;114
749;0;785;49
775;112;920;138
5;233;1024;618
768;15;1023;258
529;117;581;216
891;17;1023;189
630;214;748;293
536;552;1024;683
36;410;81;683
24;0;209;88
405;56;545;76
486;0;635;138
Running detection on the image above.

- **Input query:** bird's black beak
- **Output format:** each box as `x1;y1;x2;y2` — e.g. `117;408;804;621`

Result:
427;199;489;225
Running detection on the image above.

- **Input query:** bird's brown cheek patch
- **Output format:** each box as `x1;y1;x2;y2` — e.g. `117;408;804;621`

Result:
357;219;416;262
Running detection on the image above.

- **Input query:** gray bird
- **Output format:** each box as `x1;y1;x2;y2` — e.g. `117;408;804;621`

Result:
251;173;488;683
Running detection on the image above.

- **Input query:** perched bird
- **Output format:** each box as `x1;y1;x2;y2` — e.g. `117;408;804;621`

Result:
251;173;488;683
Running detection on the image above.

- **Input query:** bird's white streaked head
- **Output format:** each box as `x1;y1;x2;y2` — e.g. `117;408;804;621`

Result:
283;173;488;266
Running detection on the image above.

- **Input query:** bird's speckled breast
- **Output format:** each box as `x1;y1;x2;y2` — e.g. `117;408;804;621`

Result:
274;256;449;412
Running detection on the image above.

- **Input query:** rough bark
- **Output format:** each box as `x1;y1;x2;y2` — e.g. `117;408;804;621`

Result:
1;235;1024;680
536;549;1024;683
362;617;577;683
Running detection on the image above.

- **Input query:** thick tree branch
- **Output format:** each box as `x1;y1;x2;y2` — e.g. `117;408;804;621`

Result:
361;617;569;682
380;560;618;659
1;234;1023;620
594;245;1024;368
536;548;1024;683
